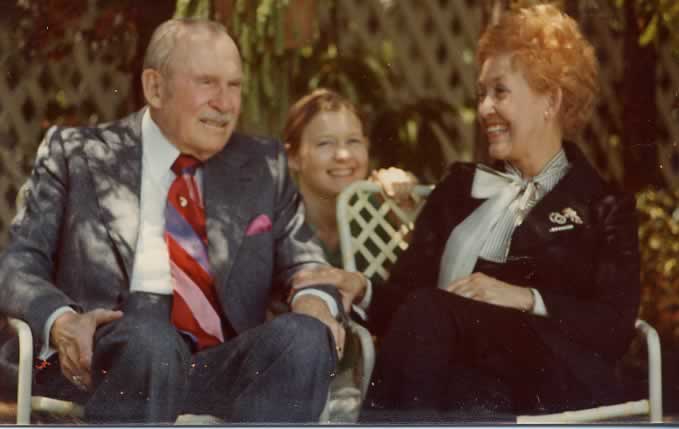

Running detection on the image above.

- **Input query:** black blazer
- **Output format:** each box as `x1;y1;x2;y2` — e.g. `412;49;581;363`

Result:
369;142;640;400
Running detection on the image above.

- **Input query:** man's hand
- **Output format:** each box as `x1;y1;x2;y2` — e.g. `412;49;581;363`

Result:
290;294;346;359
446;272;534;312
292;267;367;313
51;309;123;390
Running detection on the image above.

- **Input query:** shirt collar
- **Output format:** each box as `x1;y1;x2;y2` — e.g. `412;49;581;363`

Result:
504;148;569;194
505;148;568;179
141;109;180;179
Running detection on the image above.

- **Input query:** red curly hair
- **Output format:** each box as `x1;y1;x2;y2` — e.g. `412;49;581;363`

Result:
477;4;599;137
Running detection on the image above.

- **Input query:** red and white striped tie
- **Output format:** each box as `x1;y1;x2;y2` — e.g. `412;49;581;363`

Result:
165;154;224;350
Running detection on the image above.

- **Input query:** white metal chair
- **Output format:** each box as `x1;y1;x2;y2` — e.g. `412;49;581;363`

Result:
6;317;85;424
6;314;375;424
336;180;433;403
5;175;378;423
337;180;434;282
516;318;663;423
335;179;663;423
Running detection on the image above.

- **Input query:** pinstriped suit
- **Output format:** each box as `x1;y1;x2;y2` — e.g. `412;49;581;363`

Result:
0;109;339;423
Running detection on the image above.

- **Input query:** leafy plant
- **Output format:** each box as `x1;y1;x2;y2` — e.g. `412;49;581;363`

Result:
287;2;461;182
369;99;460;183
226;0;300;135
636;187;679;341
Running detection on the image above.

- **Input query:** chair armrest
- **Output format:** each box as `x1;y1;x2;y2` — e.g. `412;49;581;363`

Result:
635;319;663;422
7;317;33;424
516;319;664;423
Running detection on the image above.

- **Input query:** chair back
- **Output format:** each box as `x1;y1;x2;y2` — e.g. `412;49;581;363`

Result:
336;180;433;281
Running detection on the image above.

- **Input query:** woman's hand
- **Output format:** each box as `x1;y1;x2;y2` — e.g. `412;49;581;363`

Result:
371;167;419;209
445;272;534;312
292;267;367;313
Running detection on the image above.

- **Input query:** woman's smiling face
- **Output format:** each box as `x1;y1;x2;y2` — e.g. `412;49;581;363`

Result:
289;107;369;199
477;53;552;166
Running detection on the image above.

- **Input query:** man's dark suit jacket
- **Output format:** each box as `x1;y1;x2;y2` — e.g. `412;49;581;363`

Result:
369;142;641;403
0;109;337;361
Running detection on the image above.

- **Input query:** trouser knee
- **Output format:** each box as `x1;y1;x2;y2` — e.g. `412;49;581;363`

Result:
268;313;336;372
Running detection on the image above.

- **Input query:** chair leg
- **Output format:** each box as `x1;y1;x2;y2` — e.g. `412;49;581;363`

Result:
8;318;33;425
635;319;663;422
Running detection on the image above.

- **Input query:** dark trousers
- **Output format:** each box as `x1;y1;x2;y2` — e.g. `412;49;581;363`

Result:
35;292;337;423
361;288;588;423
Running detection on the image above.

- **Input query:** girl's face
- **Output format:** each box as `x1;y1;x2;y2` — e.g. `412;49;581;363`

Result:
289;108;369;199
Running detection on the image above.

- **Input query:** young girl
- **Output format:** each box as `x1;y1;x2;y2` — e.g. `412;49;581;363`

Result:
284;88;417;310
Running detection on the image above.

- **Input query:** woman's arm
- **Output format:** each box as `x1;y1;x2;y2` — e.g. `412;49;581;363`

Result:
367;164;471;336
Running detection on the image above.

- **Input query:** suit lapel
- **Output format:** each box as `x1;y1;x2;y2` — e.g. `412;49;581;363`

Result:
510;142;602;255
85;111;143;280
204;134;259;289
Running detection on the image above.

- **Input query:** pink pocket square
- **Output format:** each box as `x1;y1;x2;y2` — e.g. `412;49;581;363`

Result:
245;214;272;236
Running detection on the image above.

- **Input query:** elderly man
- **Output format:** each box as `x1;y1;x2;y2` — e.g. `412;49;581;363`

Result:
0;18;344;423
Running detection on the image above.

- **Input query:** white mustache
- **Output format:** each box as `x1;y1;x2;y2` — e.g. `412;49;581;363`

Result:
199;114;233;125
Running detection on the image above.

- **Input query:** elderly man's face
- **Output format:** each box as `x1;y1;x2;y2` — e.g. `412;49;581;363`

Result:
154;30;242;161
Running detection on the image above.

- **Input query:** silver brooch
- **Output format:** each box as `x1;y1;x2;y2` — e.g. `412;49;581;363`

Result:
562;207;583;224
549;212;567;225
548;207;582;232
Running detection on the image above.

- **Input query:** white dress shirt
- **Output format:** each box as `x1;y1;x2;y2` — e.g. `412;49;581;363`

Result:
41;110;336;358
129;109;186;294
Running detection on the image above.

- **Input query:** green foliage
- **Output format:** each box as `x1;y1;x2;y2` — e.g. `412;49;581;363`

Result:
287;3;461;182
620;0;679;56
636;188;679;340
228;0;296;135
369;99;460;182
174;0;296;134
5;0;137;65
174;0;211;19
171;0;463;179
3;0;139;127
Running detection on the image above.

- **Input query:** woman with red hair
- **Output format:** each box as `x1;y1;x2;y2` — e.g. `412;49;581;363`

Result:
361;4;640;422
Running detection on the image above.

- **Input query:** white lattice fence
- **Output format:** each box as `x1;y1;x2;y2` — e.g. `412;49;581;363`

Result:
575;1;625;183
1;1;677;252
337;0;481;163
577;2;679;189
0;1;134;250
336;0;679;188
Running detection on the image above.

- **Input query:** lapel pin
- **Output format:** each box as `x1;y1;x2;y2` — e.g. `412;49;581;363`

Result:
179;196;188;208
562;207;583;224
549;212;567;225
550;224;574;232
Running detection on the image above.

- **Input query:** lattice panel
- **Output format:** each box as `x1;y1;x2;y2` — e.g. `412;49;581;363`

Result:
336;0;481;164
577;2;679;189
337;181;433;283
1;1;678;253
0;0;134;250
575;1;625;184
336;1;679;189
